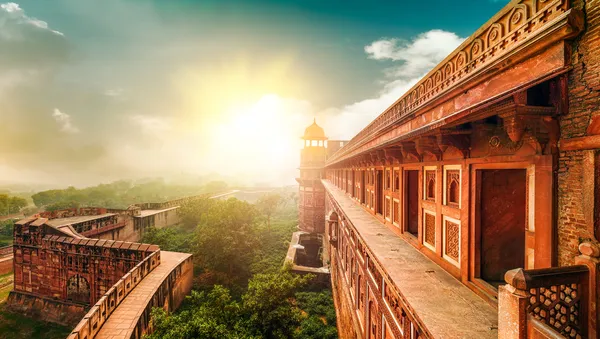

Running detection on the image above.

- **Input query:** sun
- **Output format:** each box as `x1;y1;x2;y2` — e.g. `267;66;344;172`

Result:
209;94;306;173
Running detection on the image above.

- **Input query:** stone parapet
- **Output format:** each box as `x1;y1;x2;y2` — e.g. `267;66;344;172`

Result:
66;249;161;339
323;180;498;338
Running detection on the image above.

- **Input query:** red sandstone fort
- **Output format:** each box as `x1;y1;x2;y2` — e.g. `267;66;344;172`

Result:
291;1;600;338
5;0;600;338
3;194;238;338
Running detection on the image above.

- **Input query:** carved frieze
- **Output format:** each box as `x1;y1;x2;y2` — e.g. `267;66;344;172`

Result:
327;0;581;165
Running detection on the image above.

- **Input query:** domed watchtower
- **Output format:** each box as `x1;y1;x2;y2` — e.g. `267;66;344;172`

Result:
297;118;327;233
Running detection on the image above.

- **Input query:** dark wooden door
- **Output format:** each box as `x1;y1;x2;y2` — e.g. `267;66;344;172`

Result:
376;170;383;214
361;171;366;204
480;169;527;286
406;170;419;236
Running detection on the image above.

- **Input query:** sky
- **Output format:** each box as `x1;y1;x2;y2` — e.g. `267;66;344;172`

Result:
0;0;508;189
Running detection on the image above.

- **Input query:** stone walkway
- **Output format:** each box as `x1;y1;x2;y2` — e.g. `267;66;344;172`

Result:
323;180;499;338
95;251;191;339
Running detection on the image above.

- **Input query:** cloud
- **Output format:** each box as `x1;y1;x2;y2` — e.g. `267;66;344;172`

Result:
52;108;80;134
365;30;464;80
0;2;69;98
129;114;171;134
0;2;63;38
322;30;465;140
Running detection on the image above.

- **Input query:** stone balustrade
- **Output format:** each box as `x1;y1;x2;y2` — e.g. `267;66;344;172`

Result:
67;250;161;339
499;265;589;339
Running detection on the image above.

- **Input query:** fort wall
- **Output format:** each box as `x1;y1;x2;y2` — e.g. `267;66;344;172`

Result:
558;0;600;266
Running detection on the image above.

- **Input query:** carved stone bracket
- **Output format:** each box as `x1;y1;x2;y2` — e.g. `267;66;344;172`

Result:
383;148;403;165
399;141;421;162
499;105;556;149
436;130;471;158
415;136;442;161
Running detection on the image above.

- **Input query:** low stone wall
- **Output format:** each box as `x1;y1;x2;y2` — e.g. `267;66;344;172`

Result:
0;245;13;275
67;250;161;339
6;291;87;327
0;256;12;275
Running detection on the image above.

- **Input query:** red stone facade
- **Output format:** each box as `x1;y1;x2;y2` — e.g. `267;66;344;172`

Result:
314;0;600;337
11;218;158;307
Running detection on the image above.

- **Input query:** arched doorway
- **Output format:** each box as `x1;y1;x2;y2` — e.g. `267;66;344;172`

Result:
67;274;90;304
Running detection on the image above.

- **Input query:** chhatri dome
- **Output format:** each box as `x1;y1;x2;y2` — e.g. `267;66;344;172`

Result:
303;118;327;140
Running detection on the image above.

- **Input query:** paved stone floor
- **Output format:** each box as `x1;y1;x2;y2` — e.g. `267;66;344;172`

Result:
323;180;499;338
95;251;191;339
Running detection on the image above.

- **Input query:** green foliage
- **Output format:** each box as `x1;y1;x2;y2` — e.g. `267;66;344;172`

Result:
0;305;71;339
255;193;283;230
0;220;14;247
195;198;261;283
178;197;215;230
242;264;314;339
250;219;297;275
0;220;14;237
45;200;80;212
145;287;250;339
30;179;224;210
140;226;192;253
295;290;337;338
295;315;338;339
145;195;338;339
0;194;28;216
147;266;314;339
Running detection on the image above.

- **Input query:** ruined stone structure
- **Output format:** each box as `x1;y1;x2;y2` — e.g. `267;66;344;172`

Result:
298;1;600;338
7;210;193;338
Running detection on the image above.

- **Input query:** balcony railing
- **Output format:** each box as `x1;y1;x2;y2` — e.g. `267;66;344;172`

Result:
500;265;589;339
67;250;161;339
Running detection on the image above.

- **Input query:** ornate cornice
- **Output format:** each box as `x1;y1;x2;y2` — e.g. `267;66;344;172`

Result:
327;0;583;166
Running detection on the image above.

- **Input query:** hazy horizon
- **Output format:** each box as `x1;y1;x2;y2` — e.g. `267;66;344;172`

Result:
0;0;506;188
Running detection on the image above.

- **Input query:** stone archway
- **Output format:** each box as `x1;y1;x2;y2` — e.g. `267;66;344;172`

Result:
66;274;90;304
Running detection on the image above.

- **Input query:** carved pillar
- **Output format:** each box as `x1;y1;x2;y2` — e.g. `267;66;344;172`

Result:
499;269;529;339
575;242;600;339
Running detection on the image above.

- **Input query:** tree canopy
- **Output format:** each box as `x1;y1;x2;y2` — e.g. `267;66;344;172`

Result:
195;198;261;283
256;193;283;231
30;179;227;210
142;194;338;339
0;194;28;216
146;265;314;339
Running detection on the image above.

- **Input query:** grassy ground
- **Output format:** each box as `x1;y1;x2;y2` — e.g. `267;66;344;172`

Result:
0;273;71;339
0;234;12;247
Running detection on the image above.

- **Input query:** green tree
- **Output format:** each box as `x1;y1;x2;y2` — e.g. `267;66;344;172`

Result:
242;264;314;339
195;198;260;282
0;194;28;216
256;193;283;232
140;226;192;253
45;200;80;212
8;196;27;214
145;286;251;339
178;197;215;230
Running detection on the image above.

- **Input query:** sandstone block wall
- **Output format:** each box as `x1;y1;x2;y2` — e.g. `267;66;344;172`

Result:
559;0;600;265
6;291;87;327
